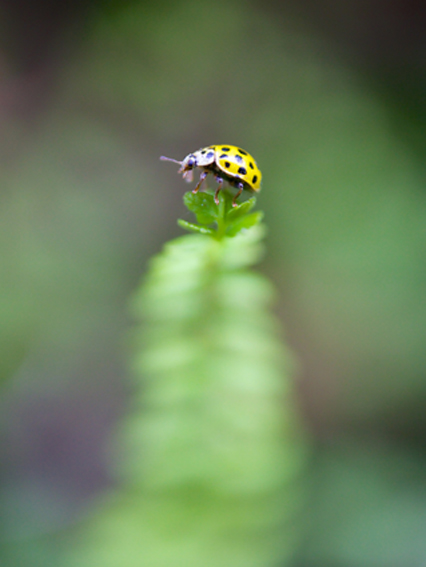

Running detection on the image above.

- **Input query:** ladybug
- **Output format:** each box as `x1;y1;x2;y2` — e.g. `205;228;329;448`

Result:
160;145;262;207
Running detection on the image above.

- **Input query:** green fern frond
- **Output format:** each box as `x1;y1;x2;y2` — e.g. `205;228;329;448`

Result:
67;190;308;567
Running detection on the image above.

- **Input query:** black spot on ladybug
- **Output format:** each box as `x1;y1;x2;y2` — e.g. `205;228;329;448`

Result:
238;167;247;175
234;155;243;164
225;161;231;169
238;148;247;155
219;154;228;159
206;151;214;159
252;175;258;184
221;147;231;152
249;162;254;169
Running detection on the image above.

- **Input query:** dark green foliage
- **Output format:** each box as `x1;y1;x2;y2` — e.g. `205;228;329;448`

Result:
66;189;308;567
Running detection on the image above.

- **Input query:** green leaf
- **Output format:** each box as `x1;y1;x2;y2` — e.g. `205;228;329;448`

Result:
225;197;257;222
183;192;218;225
181;191;262;239
226;211;264;236
177;219;214;235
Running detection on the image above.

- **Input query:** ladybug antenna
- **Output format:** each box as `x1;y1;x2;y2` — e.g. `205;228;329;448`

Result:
160;156;182;165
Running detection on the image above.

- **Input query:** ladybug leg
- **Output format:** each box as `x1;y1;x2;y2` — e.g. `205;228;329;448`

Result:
192;170;208;194
214;175;224;205
232;182;244;207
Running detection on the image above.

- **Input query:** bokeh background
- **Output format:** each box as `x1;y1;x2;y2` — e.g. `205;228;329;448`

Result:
1;0;426;565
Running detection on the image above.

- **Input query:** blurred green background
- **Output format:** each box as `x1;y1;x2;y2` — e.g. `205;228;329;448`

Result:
1;0;426;565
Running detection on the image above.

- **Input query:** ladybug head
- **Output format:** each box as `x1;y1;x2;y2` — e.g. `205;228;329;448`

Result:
160;153;197;183
180;153;196;170
180;153;197;182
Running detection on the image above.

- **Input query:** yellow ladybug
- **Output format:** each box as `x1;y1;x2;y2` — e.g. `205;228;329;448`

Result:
160;145;262;207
